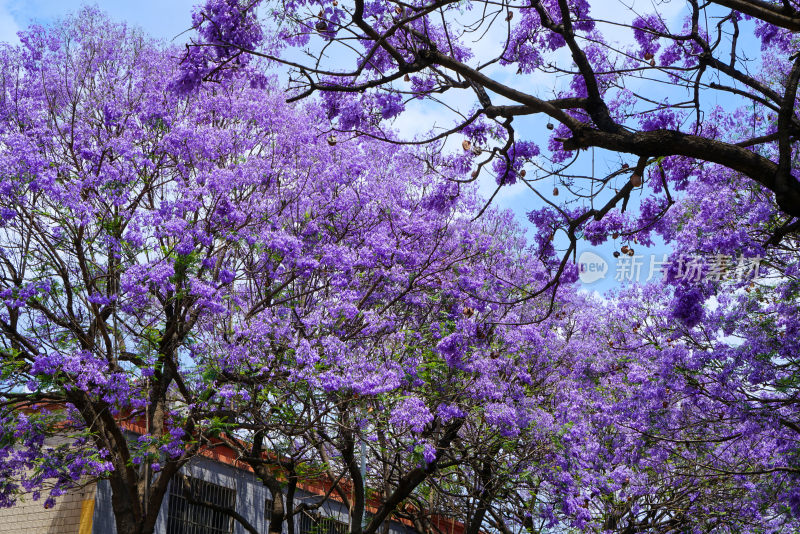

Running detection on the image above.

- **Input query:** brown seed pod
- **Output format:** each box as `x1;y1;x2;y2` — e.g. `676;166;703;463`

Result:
546;122;554;130
395;5;403;14
471;145;482;156
505;10;513;21
621;245;629;254
315;19;328;31
613;251;621;258
553;187;559;196
627;249;635;256
471;170;479;179
519;169;526;178
631;173;642;187
649;58;656;67
462;139;471;151
644;52;654;60
612;232;619;239
621;163;629;169
403;73;410;82
327;134;337;146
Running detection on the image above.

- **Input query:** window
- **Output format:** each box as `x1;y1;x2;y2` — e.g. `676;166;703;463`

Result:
319;516;349;534
166;475;237;534
299;511;349;534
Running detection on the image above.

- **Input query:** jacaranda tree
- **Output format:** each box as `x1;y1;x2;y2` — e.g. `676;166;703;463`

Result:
178;0;800;530
176;117;580;534
3;0;800;532
0;8;579;534
182;0;800;296
551;285;799;531
0;10;293;533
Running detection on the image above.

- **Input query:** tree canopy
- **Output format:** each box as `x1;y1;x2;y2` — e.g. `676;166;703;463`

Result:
183;0;800;296
0;2;799;534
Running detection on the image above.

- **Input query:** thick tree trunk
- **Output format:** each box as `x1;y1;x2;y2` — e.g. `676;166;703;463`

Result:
110;494;149;534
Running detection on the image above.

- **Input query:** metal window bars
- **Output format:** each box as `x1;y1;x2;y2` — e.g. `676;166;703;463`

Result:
299;510;349;534
166;475;237;534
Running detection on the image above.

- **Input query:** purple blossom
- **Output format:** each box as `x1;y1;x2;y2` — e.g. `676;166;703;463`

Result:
375;93;404;120
492;141;539;186
669;287;704;327
390;397;433;433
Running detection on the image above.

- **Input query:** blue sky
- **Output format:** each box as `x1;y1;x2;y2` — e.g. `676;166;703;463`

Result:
0;0;198;44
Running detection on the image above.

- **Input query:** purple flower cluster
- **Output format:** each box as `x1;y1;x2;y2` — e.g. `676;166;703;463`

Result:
669;287;705;328
492;141;540;186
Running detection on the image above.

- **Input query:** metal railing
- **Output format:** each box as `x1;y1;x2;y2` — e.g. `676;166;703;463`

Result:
166;475;237;534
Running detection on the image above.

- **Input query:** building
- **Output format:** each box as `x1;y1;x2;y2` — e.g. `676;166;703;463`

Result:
0;433;463;534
